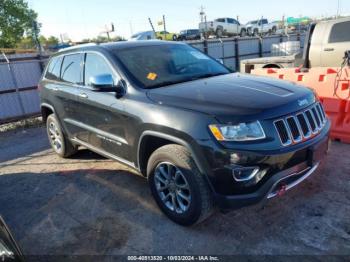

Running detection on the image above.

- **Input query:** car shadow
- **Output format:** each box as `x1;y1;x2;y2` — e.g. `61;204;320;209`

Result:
0;162;333;256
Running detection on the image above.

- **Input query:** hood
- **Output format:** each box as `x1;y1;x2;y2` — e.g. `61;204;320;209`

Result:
146;73;315;123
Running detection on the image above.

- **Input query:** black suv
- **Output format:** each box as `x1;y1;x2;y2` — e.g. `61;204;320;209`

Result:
39;41;330;225
177;29;201;41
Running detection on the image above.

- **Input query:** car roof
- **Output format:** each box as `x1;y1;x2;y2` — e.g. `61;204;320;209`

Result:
54;40;186;56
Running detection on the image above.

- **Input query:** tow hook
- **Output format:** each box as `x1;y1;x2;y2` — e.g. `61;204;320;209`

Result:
277;184;287;197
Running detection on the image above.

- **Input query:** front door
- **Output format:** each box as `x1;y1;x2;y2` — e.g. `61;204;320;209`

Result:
75;52;131;162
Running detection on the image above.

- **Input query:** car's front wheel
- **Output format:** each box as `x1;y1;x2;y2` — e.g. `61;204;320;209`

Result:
46;114;77;158
147;144;214;226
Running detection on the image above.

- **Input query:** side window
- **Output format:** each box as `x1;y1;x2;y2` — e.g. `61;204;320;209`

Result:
84;53;115;86
216;18;225;23
45;56;63;81
329;21;350;43
61;54;83;84
262;19;268;24
227;18;234;24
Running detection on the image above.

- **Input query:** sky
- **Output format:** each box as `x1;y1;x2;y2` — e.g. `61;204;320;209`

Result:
27;0;350;41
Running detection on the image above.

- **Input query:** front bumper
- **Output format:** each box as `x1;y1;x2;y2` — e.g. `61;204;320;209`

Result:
203;122;330;210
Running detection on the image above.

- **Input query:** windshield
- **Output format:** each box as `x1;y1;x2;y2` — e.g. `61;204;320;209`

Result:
131;32;141;38
113;44;231;89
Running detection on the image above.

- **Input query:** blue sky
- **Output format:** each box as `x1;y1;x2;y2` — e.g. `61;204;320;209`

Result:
27;0;350;41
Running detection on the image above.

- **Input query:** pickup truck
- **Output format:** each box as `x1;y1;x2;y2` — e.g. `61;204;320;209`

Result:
199;17;247;38
241;17;350;73
245;19;279;36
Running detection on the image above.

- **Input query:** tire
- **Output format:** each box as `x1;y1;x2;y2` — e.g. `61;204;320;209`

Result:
240;29;247;37
172;35;177;41
46;114;77;158
253;28;259;36
147;144;214;226
216;27;223;38
272;26;277;34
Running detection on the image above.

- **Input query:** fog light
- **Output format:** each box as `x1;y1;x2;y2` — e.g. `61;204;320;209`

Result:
232;167;259;182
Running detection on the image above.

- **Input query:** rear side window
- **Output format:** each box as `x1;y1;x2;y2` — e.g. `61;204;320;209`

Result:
329;21;350;43
84;53;115;86
61;53;83;84
45;56;63;81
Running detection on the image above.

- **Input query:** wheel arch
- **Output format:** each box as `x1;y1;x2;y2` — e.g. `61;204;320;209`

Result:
41;103;55;123
137;131;207;177
262;63;282;69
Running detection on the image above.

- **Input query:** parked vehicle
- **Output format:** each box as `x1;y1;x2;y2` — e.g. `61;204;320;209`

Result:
241;17;350;73
156;31;177;41
177;29;201;41
199;17;247;38
245;18;279;36
129;31;156;41
0;216;24;262
40;41;330;225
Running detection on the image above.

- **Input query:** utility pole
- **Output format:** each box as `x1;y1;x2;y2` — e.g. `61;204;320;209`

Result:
163;15;167;39
336;0;341;19
200;6;207;39
32;20;42;56
200;5;205;23
148;18;156;35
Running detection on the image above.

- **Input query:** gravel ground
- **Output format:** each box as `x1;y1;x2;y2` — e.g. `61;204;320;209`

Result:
0;127;349;259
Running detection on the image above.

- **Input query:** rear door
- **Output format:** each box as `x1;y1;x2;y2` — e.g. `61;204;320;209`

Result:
47;53;84;138
321;20;350;67
75;52;130;161
227;18;238;34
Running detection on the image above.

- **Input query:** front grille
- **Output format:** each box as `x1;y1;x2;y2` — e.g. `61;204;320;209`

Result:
274;102;327;146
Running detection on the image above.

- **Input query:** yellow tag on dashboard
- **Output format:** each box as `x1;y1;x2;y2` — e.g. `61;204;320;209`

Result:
147;72;157;80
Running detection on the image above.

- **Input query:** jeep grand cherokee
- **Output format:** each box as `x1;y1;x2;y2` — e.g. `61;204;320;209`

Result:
39;41;330;225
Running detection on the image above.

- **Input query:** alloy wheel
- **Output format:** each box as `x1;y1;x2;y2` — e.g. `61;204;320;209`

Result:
48;121;62;152
154;162;192;214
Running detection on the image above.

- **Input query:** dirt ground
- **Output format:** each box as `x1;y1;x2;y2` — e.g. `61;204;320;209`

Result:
0;126;349;258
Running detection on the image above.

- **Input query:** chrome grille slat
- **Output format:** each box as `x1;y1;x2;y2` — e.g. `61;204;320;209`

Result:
274;103;327;146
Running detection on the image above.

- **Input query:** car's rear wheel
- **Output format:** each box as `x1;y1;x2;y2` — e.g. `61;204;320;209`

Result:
272;26;277;34
240;29;247;37
46;114;77;158
147;144;214;226
216;28;223;38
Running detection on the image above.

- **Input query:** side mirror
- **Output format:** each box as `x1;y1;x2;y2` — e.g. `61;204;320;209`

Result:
216;58;224;64
89;74;115;90
89;74;126;98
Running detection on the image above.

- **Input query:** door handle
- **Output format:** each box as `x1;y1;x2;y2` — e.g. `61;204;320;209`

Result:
79;93;88;99
324;48;334;52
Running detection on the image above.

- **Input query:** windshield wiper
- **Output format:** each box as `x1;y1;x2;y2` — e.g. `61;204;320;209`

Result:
147;79;190;89
146;72;229;89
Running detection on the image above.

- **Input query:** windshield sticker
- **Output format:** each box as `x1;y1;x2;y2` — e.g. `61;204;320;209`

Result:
190;51;210;60
147;72;158;80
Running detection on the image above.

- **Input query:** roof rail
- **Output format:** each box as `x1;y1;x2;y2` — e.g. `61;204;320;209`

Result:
58;43;98;52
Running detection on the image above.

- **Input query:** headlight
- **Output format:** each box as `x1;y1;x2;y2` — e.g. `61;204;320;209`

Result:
209;121;266;141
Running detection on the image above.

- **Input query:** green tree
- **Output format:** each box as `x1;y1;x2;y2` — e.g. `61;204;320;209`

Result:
46;36;59;46
16;35;35;49
0;0;38;48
